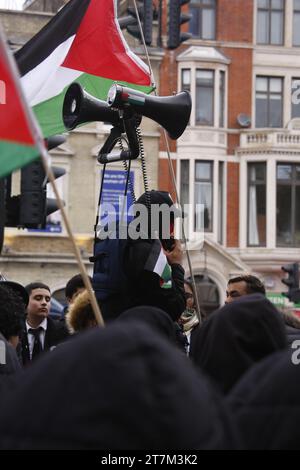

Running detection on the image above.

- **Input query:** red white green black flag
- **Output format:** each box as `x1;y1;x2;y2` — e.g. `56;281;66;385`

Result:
0;28;43;179
16;0;153;138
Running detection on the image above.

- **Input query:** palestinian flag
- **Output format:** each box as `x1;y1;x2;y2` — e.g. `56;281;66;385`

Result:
145;240;172;290
16;0;153;138
0;28;41;179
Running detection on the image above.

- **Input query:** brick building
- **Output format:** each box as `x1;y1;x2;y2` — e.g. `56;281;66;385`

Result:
2;1;299;313
157;0;300;311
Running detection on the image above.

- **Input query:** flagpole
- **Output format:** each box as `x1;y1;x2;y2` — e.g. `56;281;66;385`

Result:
39;151;105;328
0;24;105;327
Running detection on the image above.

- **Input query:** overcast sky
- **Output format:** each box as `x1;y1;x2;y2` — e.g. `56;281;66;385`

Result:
0;0;24;9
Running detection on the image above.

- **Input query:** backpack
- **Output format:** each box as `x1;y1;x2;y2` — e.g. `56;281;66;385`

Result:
90;223;128;302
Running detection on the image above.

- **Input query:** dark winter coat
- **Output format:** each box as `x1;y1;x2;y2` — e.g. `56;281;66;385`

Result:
227;348;300;449
0;320;238;450
191;294;287;394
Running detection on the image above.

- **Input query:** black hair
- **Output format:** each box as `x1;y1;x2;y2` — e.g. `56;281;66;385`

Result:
0;285;25;340
228;275;266;296
25;282;51;297
65;274;91;300
184;279;195;295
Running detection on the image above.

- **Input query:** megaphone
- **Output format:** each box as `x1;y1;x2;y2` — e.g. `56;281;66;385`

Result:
107;84;192;140
45;134;66;150
63;83;121;131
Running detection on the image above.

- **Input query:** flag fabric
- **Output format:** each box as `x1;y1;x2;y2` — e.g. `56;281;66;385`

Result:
16;0;153;138
144;240;172;289
0;28;41;179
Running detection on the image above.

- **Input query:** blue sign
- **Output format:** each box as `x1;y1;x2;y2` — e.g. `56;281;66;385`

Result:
99;169;135;225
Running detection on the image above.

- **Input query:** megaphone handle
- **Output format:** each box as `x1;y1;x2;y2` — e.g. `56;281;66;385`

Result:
123;116;140;160
98;150;137;164
97;126;122;161
98;117;140;164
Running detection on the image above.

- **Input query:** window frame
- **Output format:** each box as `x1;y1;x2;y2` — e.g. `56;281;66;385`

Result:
180;65;227;128
189;0;217;40
255;75;284;128
247;162;267;247
194;160;214;233
195;69;215;126
257;0;285;46
293;0;300;46
276;163;300;247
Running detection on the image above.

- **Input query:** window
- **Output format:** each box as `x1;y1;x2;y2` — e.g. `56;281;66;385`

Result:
277;164;300;247
195;161;213;232
257;0;284;45
219;71;225;128
218;162;224;244
181;69;191;93
196;69;214;125
293;0;300;46
248;163;266;246
180;160;190;207
179;65;226;128
256;76;283;128
181;69;191;126
292;78;300;119
189;0;216;40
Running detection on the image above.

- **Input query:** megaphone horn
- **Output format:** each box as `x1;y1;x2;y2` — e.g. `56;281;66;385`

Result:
63;83;121;131
107;84;192;140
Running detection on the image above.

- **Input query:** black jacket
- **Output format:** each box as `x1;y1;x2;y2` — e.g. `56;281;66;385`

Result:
227;348;300;449
122;238;186;321
20;316;69;365
0;321;239;450
192;294;287;394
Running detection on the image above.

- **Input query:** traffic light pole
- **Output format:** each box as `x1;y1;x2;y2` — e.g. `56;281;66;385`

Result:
157;0;163;47
0;178;5;254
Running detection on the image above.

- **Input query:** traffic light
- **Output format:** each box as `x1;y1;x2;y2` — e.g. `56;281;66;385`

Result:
3;136;66;230
119;0;155;46
167;0;192;50
281;263;300;303
19;160;65;229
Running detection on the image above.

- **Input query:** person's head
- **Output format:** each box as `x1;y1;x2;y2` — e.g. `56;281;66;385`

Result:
66;290;97;334
193;294;286;394
184;279;195;310
0;285;25;348
226;275;265;304
134;190;181;241
0;277;29;307
65;274;91;305
25;282;51;326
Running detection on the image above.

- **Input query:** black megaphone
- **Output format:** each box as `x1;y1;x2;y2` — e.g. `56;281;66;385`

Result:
63;83;121;130
107;84;191;140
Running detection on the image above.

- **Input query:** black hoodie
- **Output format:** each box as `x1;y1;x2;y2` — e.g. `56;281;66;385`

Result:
227;348;300;449
192;294;287;394
0;321;238;450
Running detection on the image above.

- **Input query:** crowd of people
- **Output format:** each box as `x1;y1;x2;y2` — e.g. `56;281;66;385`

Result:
0;191;300;450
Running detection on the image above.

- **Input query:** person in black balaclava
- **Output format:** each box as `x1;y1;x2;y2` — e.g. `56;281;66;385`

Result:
122;190;186;322
227;347;300;450
0;320;239;450
192;293;287;394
